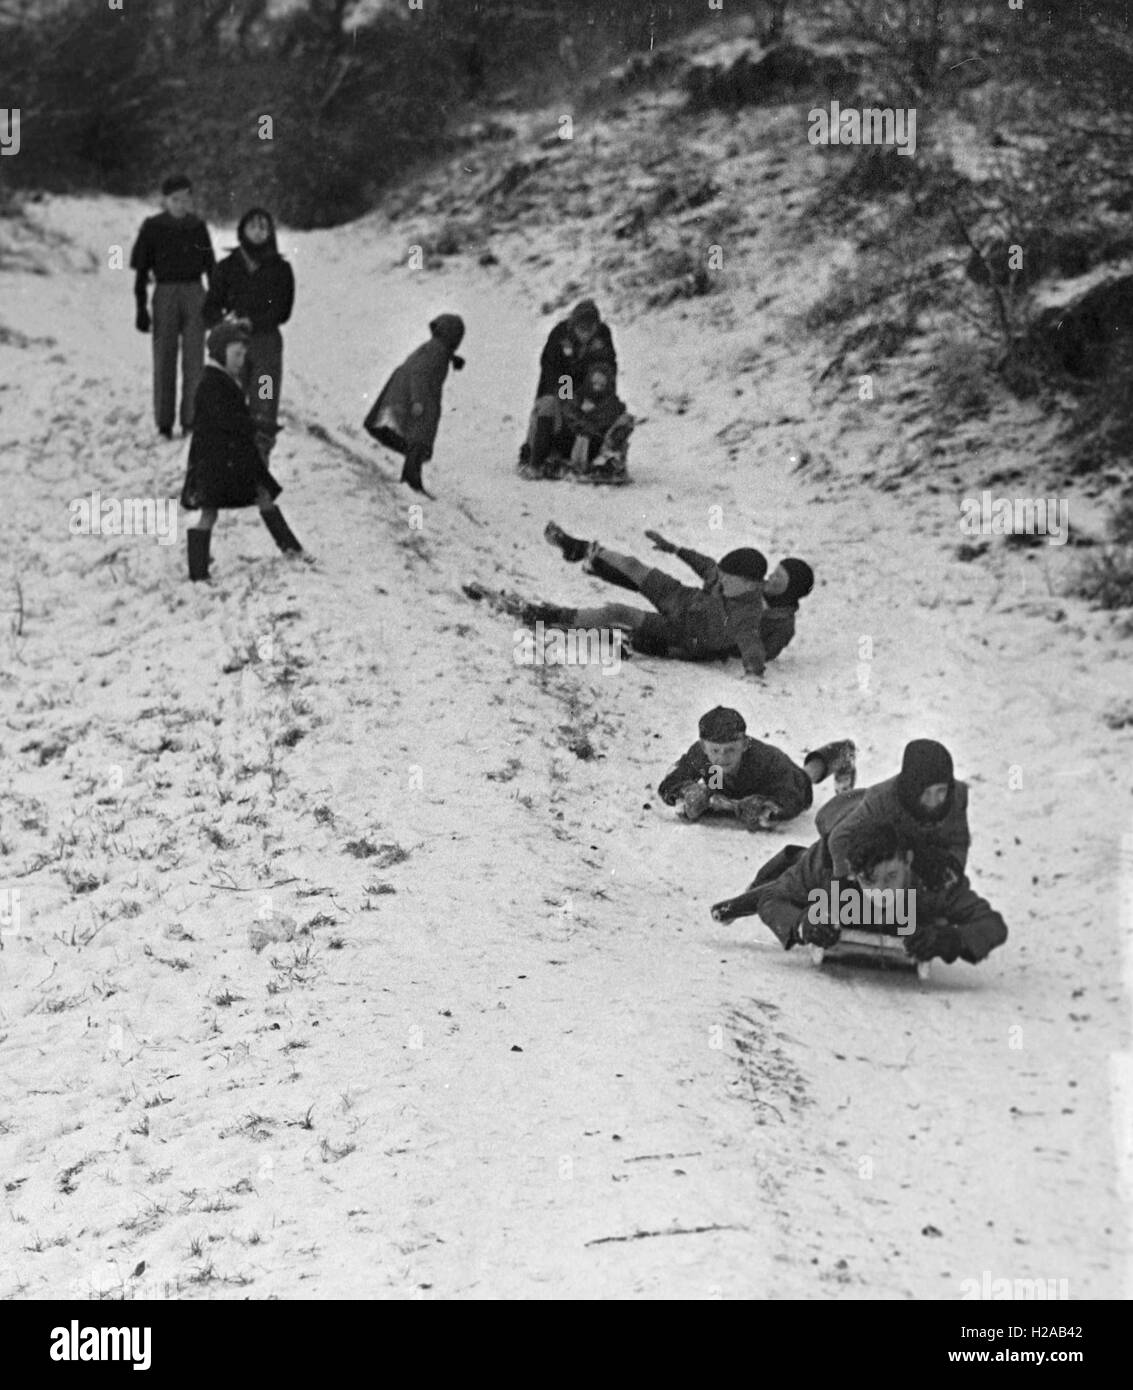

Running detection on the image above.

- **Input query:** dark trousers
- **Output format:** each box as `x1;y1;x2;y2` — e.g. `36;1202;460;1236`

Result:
152;281;206;431
243;329;283;437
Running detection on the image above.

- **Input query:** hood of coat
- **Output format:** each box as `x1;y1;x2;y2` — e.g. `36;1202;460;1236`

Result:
429;314;465;352
236;207;280;264
896;739;956;820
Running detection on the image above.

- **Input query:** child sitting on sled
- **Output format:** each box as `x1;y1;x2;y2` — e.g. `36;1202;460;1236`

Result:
657;706;856;830
519;362;634;484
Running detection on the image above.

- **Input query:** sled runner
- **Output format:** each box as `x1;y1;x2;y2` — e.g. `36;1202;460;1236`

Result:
810;928;931;981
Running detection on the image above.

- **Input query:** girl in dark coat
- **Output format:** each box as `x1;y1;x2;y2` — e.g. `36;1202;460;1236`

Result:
181;321;303;581
363;314;465;496
203;207;295;462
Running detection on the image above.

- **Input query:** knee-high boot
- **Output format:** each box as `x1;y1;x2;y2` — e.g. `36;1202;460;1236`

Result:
187;527;211;582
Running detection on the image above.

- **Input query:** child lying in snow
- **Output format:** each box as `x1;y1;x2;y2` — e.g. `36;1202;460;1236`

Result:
531;523;771;676
658;706;855;830
640;530;814;662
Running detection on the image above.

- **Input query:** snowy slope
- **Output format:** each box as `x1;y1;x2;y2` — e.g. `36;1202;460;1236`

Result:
0;161;1128;1301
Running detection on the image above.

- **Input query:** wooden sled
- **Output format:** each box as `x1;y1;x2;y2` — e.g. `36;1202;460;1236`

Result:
809;928;931;982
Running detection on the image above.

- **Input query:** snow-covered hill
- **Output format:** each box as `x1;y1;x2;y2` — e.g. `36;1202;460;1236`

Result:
0;40;1129;1298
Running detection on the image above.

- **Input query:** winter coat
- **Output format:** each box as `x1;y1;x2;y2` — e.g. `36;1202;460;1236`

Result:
130;212;215;289
535;318;617;399
364;316;464;458
818;777;971;880
738;834;1006;962
658;583;767;675
181;364;282;510
760;604;797;660
673;546;799;660
203;247;295;335
658;736;813;820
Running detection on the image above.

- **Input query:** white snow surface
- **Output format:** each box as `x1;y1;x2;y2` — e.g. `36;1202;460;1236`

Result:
0;189;1129;1301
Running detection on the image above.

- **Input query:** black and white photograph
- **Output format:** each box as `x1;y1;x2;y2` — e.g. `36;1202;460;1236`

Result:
0;0;1129;1330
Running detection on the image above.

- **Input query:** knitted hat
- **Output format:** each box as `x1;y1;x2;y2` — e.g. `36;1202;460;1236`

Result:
161;173;191;196
698;706;747;742
780;557;815;601
569;298;600;327
896;739;955;816
718;548;768;582
206;320;250;364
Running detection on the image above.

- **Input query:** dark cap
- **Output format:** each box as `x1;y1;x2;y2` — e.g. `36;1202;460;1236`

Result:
718;548;768;582
161;174;192;196
780;557;815;600
698;706;747;742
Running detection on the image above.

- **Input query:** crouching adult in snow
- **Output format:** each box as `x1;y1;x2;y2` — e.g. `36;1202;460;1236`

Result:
657;705;856;830
203;206;295;463
642;530;815;662
710;820;1007;966
520;298;618;478
520;362;634;484
363;314;465;496
819;738;971;881
180;322;303;581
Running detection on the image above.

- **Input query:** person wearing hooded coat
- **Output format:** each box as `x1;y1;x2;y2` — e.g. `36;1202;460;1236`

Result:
203;207;295;462
818;739;972;882
363;314;465;495
180;321;302;581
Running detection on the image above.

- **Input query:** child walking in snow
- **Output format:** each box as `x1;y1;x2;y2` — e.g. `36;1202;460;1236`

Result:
180;322;303;581
363;314;465;496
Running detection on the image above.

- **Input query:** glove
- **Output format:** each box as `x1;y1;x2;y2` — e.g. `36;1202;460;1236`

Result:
679;783;710;821
135;304;151;333
644;529;675;554
799;913;840;948
410;401;424;418
736;796;779;831
451;355;465;371
904;919;962;963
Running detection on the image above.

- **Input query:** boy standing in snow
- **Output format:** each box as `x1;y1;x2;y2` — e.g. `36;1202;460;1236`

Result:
203;207;295;463
363;314;465;496
818;738;971;882
657;705;856;830
710;820;1007;967
130;174;215;438
180;322;303;581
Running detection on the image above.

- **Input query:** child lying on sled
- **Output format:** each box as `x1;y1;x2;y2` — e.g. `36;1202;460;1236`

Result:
657;705;855;831
710;819;1007;966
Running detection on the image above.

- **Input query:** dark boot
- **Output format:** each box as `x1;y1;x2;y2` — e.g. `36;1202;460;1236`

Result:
261;507;303;554
528;415;554;475
804;739;857;792
401;447;434;497
187;527;211;582
543;521;590;563
519;601;575;627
